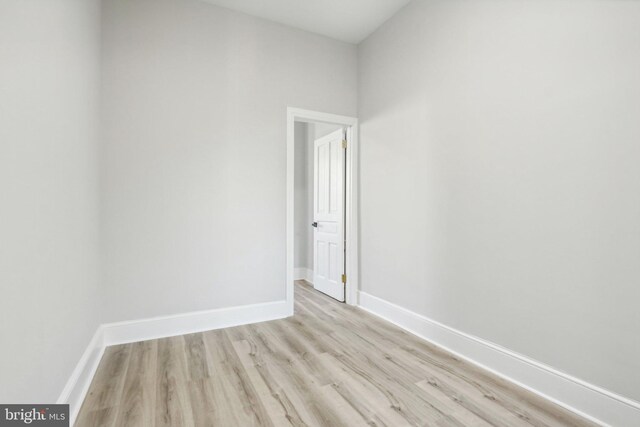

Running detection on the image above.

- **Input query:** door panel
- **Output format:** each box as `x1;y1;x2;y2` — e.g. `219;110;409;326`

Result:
313;129;345;302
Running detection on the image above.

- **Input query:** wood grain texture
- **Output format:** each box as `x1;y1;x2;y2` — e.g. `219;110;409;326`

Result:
76;282;596;426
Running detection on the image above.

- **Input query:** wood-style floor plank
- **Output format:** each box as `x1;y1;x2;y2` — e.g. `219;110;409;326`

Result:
76;282;596;427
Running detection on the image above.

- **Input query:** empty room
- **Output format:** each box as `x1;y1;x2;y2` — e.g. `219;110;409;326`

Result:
1;0;638;426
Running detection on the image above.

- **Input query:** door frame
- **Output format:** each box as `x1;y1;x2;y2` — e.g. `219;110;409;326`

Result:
286;107;359;314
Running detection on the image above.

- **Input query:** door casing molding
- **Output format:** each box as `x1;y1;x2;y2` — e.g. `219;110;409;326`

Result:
286;107;359;313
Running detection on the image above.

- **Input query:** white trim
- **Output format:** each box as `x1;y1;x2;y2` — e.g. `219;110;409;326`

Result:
344;124;359;306
102;300;288;346
294;267;313;283
287;107;359;311
358;291;640;427
57;327;105;426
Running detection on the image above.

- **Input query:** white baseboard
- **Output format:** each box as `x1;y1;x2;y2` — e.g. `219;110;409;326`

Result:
59;299;289;425
57;327;105;426
294;267;313;283
102;300;289;346
358;291;640;427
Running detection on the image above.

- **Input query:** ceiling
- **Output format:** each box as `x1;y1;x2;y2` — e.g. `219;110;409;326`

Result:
199;0;412;44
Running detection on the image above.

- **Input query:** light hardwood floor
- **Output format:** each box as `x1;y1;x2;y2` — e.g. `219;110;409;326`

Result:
76;281;596;426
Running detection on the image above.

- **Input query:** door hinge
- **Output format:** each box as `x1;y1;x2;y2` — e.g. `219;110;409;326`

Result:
341;274;347;284
342;140;347;149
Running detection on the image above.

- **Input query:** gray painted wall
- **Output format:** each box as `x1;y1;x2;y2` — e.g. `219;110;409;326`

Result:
100;0;357;322
294;122;310;270
3;0;637;408
358;0;640;401
0;0;102;402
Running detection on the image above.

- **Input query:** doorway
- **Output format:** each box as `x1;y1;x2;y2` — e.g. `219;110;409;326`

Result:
286;108;359;314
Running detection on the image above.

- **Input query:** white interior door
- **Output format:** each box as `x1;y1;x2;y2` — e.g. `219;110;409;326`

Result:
313;128;346;301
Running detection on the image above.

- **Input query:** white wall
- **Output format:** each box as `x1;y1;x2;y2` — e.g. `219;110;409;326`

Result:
304;124;314;271
0;0;102;402
101;0;357;322
5;0;636;411
294;122;310;271
313;122;344;140
358;0;640;402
